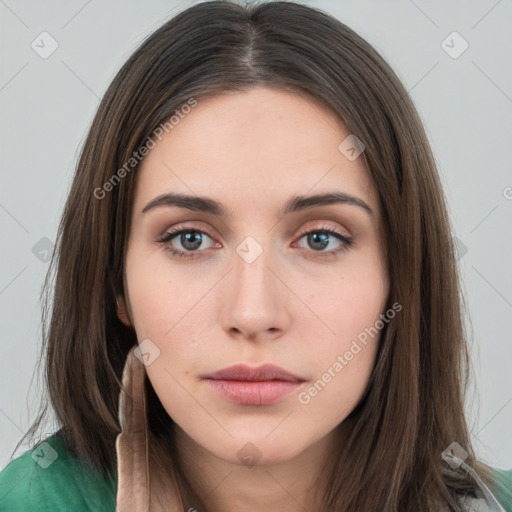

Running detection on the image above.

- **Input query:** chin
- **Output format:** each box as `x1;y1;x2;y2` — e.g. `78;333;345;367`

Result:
206;436;307;468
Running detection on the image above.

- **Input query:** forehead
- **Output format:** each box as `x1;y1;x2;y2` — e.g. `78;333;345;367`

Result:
134;86;377;214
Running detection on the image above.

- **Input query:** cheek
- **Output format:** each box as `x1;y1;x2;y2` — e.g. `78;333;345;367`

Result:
124;251;212;381
296;272;386;421
295;254;388;415
125;249;198;338
304;255;388;350
128;280;170;338
297;348;376;433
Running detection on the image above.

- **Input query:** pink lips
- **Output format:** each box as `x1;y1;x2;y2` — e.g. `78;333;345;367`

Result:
202;364;305;406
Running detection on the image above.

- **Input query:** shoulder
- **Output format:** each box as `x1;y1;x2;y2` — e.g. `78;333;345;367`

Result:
457;466;512;512
490;467;512;511
459;496;499;511
0;433;116;512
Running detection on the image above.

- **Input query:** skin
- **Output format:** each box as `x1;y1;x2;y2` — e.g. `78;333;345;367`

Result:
116;86;389;511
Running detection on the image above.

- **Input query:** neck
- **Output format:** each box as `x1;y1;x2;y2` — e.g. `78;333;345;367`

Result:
170;426;341;512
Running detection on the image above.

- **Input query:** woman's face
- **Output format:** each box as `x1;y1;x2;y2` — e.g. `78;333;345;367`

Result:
119;86;389;466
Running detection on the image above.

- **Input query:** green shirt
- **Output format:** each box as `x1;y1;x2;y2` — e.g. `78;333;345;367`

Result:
0;434;116;511
1;434;511;511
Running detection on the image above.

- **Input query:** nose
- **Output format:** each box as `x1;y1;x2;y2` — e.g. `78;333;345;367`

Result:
219;240;291;343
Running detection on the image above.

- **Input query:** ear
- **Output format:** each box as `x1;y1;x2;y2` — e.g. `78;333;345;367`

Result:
116;296;133;327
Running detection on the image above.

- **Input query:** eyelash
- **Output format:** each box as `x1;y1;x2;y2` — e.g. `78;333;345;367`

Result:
156;225;354;259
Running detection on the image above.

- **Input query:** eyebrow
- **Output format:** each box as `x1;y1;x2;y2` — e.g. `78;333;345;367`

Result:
141;191;373;217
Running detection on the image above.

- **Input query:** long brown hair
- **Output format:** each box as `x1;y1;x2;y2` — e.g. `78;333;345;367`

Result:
19;1;493;510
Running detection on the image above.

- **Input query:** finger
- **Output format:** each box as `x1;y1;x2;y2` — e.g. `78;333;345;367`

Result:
115;433;149;512
116;346;150;511
116;345;184;511
118;345;146;435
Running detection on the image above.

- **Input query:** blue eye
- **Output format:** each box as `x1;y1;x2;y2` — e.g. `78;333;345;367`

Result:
294;226;353;256
156;228;216;258
156;225;353;259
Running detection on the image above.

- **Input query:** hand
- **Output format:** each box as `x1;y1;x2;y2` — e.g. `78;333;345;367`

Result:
115;346;184;511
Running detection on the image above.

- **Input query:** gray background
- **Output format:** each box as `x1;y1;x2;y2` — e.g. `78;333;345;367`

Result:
1;0;511;471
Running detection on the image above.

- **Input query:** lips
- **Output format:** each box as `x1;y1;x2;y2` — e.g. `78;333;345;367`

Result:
202;364;306;406
202;364;305;383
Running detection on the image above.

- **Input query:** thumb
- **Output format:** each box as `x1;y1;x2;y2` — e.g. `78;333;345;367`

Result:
116;346;150;511
115;345;184;511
